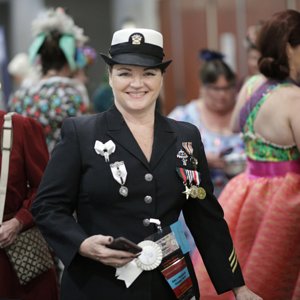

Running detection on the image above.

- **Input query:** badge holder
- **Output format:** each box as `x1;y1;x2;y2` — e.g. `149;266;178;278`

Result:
115;220;196;299
147;221;197;300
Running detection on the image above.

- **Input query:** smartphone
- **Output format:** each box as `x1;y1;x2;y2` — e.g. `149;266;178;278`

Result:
220;147;234;157
107;237;143;254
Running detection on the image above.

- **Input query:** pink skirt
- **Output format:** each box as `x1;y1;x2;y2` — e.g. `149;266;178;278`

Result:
193;160;300;300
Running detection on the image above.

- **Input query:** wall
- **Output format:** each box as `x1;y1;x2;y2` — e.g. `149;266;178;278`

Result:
4;0;300;113
112;0;160;30
10;0;45;55
159;0;300;114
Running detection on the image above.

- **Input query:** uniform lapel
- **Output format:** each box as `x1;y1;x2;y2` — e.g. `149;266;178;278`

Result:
150;112;177;170
105;106;177;170
105;106;150;168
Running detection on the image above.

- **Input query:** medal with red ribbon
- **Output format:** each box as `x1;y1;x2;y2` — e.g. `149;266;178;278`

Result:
176;167;190;199
182;142;193;156
176;167;206;200
186;169;200;199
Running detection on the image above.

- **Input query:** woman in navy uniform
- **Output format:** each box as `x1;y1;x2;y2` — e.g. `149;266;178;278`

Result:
31;28;261;300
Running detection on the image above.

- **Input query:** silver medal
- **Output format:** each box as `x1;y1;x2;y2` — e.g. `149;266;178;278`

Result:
110;161;128;197
119;186;128;197
177;149;188;166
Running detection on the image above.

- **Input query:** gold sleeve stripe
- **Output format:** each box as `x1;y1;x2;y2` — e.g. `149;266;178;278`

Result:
230;254;236;267
232;259;238;273
229;248;235;261
228;247;238;273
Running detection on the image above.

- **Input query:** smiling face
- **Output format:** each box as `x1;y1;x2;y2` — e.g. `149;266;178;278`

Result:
109;64;163;115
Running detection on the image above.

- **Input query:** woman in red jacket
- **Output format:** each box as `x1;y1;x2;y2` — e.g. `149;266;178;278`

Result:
0;112;58;299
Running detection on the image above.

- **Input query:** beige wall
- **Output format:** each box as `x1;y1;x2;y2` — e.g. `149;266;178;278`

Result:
159;0;300;114
4;0;300;112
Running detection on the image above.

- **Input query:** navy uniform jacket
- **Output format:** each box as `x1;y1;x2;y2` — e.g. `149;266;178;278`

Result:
31;105;244;300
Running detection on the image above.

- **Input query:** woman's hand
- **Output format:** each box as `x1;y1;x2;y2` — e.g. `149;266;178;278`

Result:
0;218;23;248
79;235;137;268
233;285;263;300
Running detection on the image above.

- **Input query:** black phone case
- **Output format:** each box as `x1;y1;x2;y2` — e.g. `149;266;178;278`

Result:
107;237;142;254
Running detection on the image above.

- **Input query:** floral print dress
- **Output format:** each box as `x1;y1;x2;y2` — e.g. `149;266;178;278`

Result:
9;76;88;153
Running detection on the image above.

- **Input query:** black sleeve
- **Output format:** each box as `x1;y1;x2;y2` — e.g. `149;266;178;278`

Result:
31;118;88;268
182;125;245;294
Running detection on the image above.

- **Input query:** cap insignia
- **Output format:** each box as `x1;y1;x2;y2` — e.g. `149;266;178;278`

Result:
130;33;144;45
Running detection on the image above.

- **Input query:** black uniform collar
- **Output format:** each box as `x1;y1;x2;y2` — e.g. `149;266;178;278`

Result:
105;105;176;169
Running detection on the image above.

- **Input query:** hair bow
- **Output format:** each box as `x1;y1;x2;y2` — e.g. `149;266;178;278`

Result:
199;49;224;62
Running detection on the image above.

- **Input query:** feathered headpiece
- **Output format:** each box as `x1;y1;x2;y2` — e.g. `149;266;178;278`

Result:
29;7;88;71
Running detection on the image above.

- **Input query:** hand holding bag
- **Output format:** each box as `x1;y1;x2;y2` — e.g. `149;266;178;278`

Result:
0;113;54;285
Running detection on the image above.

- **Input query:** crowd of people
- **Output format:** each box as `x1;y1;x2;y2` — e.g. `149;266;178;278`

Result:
0;5;299;300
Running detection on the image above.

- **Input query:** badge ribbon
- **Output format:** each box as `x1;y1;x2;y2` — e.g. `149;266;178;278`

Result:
176;168;190;199
94;140;116;162
110;161;129;197
182;142;193;156
115;240;163;287
115;221;196;299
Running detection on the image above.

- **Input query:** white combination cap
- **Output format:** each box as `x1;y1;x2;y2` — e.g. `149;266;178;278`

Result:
111;28;163;48
100;28;171;69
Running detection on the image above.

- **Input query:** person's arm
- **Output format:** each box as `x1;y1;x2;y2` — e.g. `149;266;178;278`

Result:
15;116;49;229
31;118;88;267
182;125;261;298
0;116;49;248
182;125;244;292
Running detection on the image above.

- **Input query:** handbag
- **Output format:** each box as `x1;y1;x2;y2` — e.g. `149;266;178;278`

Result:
0;112;54;285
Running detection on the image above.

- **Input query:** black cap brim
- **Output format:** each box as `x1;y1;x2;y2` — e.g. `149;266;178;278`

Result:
100;53;172;70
